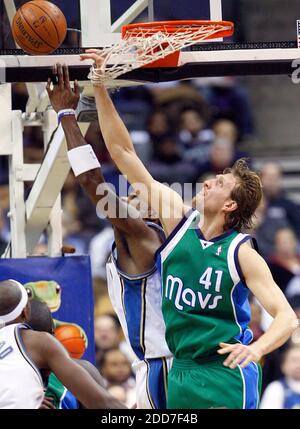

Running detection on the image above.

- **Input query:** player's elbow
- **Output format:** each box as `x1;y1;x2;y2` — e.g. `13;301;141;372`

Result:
108;142;132;163
288;310;299;334
281;308;299;336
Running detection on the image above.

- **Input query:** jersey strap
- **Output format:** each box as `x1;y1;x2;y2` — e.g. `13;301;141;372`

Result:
155;208;199;264
227;233;255;344
227;233;255;285
14;324;44;387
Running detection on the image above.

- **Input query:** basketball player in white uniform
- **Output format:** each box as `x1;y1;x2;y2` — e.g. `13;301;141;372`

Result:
47;64;173;408
0;279;125;409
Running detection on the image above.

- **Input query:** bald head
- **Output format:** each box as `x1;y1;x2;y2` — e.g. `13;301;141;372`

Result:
0;280;22;315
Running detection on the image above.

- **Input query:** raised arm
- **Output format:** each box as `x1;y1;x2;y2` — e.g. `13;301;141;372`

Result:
25;330;126;409
218;243;298;368
80;51;188;235
46;64;159;244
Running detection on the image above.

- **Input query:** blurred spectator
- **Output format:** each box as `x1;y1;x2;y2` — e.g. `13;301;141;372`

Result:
212;117;241;146
196;77;254;137
148;135;198;185
289;296;300;320
252;197;290;259
260;344;300;409
94;314;122;359
94;314;137;370
196;137;241;176
147;110;173;144
150;83;209;126
260;163;300;239
178;107;213;164
268;228;300;297
99;348;136;408
111;86;153;132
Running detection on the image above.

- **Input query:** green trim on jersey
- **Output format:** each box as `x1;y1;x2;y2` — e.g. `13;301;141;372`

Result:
46;373;67;409
156;209;253;360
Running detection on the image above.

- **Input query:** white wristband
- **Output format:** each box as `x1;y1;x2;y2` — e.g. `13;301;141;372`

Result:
58;109;76;123
67;145;101;177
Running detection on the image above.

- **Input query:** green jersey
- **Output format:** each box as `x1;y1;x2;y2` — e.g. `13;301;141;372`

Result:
156;209;254;360
46;373;79;409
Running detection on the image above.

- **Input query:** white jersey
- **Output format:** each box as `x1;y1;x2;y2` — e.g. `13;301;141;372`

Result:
0;323;44;409
106;224;172;361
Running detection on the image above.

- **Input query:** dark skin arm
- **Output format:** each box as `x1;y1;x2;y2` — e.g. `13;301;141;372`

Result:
47;64;162;275
22;330;126;409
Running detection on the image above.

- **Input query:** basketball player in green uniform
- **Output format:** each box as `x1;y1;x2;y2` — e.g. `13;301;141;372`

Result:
80;51;298;409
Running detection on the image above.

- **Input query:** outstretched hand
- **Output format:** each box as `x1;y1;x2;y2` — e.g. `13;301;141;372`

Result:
46;63;80;113
217;342;263;369
80;48;105;69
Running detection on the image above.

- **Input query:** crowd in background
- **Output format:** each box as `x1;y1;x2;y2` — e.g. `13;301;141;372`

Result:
1;76;300;408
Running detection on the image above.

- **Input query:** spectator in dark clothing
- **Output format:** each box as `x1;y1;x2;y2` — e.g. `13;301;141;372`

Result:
268;228;300;297
178;107;214;165
148;135;198;186
200;78;254;138
261;163;300;239
147;110;173;144
252;198;290;259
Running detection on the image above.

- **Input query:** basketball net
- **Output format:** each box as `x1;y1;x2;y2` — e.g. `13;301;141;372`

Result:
88;21;234;87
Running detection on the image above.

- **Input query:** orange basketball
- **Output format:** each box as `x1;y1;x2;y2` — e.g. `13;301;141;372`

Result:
55;325;86;359
12;1;67;55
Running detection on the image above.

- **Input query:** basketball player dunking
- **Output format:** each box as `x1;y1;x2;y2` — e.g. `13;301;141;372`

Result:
78;50;298;409
47;64;173;409
0;280;125;409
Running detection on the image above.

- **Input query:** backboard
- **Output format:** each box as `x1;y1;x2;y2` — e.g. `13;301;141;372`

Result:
1;0;300;84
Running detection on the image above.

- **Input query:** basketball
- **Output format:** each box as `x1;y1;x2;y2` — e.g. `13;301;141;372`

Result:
12;1;67;55
55;325;86;359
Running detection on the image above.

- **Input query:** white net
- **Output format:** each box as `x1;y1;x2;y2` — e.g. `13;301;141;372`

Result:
88;22;233;87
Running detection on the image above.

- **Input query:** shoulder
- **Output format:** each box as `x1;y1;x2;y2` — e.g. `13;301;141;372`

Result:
21;329;54;349
21;329;65;358
237;241;270;279
238;240;261;262
238;240;256;255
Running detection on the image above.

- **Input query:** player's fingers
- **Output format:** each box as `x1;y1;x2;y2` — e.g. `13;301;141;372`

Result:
239;356;253;369
84;48;101;54
63;64;71;89
80;53;99;63
52;64;57;74
229;351;249;369
74;80;80;96
223;346;245;366
223;349;242;366
56;63;64;88
40;397;55;409
217;345;236;354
